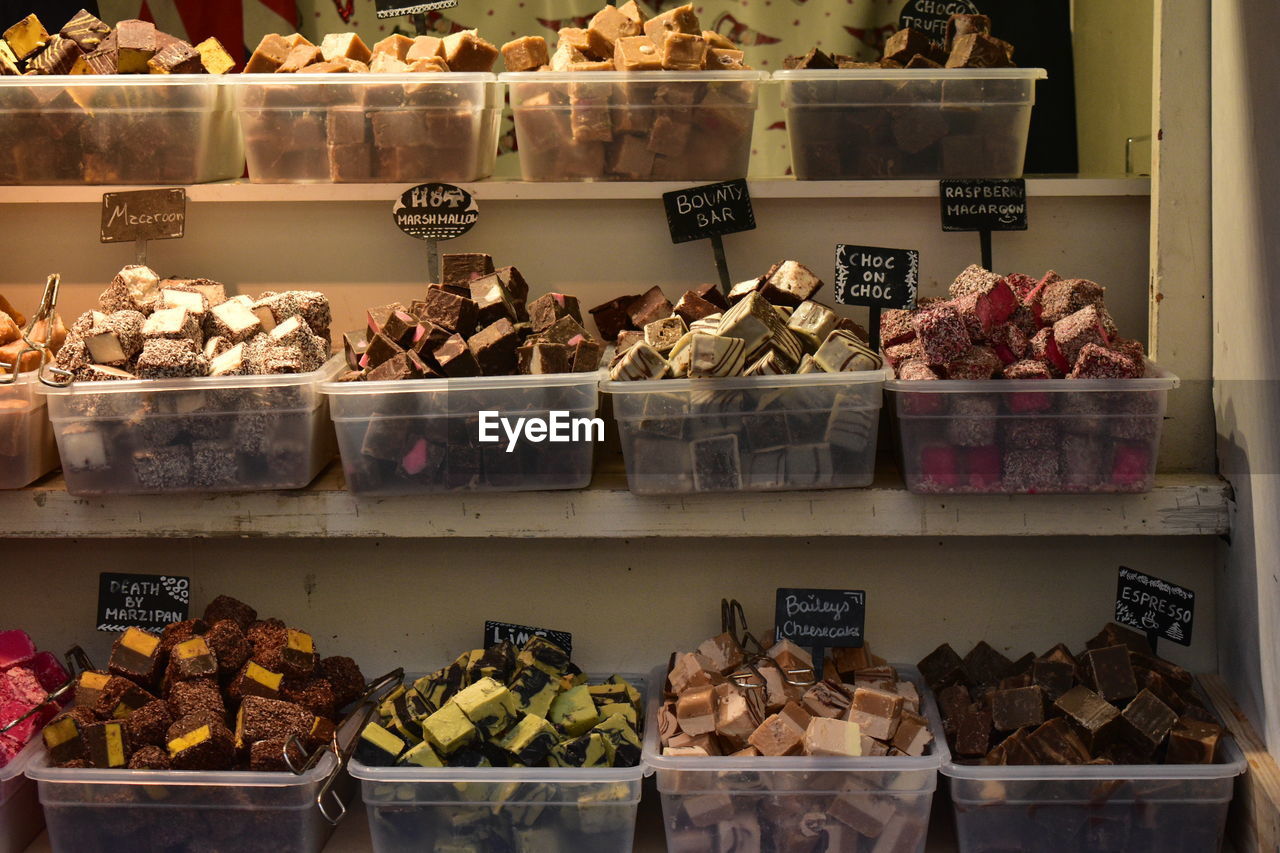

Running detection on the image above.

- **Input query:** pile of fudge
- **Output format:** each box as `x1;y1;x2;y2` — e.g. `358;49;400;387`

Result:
239;29;500;182
343;253;603;381
1;10;234;76
659;634;934;850
0;290;66;375
920;623;1223;767
0;630;71;767
784;15;1028;179
357;636;642;770
886;266;1157;494
508;2;758;181
55;266;331;382
786;13;1014;71
42;595;365;772
603;260;880;381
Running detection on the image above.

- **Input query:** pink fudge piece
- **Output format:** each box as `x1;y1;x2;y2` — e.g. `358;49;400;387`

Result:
1052;305;1109;365
1111;337;1147;368
896;360;946;414
918;444;960;488
29;651;69;693
1111;442;1152;488
1002;359;1054;414
1003;273;1038;301
964;445;1002;488
1030;328;1070;377
951;281;1017;342
946;346;1001;381
0;733;23;768
1002;449;1061;493
911;304;970;364
0;631;35;670
400;437;430;476
1069;343;1144;379
880;309;917;348
948;264;1003;299
989;323;1029;364
1;667;45;707
0;700;38;744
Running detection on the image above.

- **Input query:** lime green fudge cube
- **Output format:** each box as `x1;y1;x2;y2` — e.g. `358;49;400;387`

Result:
398;741;445;768
549;731;610;767
548;684;599;737
454;676;518;737
497;713;561;765
423;702;477;755
509;666;562;719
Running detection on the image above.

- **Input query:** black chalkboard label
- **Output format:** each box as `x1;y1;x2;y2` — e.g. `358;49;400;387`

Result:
394;183;479;241
97;573;190;633
940;178;1028;232
100;188;186;244
663;179;755;244
899;0;980;43
375;0;458;18
775;588;866;648
834;244;919;310
1115;566;1194;647
484;621;573;657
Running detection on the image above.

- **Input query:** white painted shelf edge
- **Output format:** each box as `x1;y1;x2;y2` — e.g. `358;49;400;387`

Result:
0;467;1228;538
0;176;1150;204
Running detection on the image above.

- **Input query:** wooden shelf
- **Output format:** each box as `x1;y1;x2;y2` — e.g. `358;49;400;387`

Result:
0;462;1228;539
0;176;1150;205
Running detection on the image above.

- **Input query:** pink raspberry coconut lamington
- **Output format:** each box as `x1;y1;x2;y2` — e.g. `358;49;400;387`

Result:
884;265;1162;494
0;629;69;767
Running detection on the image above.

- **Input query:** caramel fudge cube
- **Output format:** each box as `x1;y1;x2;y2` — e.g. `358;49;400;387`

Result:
246;33;292;73
501;35;548;72
588;4;643;58
372;33;414;60
443;30;499;72
748;712;804;756
661;32;708;70
643;4;700;47
614;35;662;71
406;36;445;62
320;32;371;64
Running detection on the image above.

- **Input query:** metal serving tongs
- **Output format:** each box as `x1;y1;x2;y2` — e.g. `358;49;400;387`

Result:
720;598;819;692
1;274;60;386
0;645;95;737
282;667;404;826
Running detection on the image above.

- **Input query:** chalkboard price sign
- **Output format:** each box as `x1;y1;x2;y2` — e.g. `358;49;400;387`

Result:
774;588;866;648
100;188;186;244
97;573;190;633
663;179;755;245
834;244;919;310
899;0;980;43
1115;566;1194;647
484;620;573;656
375;0;458;19
939;178;1028;232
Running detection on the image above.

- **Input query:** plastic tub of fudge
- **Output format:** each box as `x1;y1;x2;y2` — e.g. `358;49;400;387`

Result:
0;75;243;185
39;353;342;496
0;370;58;489
0;739;45;853
26;745;343;853
348;639;648;853
922;626;1247;853
323;369;601;495
886;363;1179;494
643;659;948;853
775;67;1046;180
233;72;502;183
602;364;891;495
501;70;765;182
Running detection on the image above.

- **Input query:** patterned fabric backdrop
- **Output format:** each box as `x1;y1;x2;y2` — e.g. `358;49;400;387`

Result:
97;0;909;176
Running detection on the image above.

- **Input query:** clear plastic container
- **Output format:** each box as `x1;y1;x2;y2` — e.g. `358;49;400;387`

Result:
644;665;948;853
886;364;1178;495
774;68;1046;180
349;673;648;853
0;76;243;185
234;73;502;183
40;356;342;496
0;371;58;489
601;368;890;495
943;721;1246;853
0;739;44;853
26;748;342;853
501;71;764;182
323;372;600;495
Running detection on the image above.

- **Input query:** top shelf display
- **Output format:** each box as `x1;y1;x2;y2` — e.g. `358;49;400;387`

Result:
0;6;1047;186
